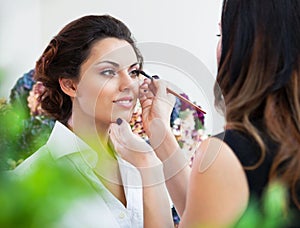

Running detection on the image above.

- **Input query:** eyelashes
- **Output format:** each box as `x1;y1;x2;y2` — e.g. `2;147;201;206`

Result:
129;69;140;78
130;70;141;76
100;69;117;76
100;68;140;78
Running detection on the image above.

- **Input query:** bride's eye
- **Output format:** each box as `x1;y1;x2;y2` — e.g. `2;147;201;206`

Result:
100;69;117;76
129;69;140;78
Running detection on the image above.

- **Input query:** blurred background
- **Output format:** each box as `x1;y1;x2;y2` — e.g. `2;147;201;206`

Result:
0;0;224;134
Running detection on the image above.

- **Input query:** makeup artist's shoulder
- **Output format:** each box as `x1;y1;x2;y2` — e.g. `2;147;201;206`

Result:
192;136;240;173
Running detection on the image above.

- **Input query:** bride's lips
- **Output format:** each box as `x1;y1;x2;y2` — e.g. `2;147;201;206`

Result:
113;96;134;108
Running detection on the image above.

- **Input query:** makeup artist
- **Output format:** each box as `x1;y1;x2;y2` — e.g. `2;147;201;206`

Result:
111;0;300;227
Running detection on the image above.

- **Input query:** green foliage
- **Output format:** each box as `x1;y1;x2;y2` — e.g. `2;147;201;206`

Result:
0;99;25;169
194;117;203;131
178;110;191;119
0;70;94;227
234;181;291;228
0;99;53;170
0;161;92;228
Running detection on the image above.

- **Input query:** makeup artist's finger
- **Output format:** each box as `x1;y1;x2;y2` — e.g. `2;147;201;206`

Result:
140;76;157;95
153;80;176;107
152;79;170;97
139;82;155;101
139;78;151;87
139;85;155;112
148;82;157;96
144;78;152;84
141;80;152;92
148;77;170;97
139;93;154;104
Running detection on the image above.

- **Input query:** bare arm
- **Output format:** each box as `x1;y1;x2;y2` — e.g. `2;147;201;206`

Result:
139;78;192;216
109;120;173;228
139;164;173;228
179;137;249;227
148;121;190;217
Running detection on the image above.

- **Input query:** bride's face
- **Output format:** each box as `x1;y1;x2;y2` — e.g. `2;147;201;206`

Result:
74;37;140;126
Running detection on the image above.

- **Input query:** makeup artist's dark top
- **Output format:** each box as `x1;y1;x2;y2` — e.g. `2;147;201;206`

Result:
215;120;300;227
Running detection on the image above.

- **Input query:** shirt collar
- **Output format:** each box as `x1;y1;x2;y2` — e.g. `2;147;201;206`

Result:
47;121;98;168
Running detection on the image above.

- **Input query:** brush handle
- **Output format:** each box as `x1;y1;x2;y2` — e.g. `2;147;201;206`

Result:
166;88;206;114
139;70;206;114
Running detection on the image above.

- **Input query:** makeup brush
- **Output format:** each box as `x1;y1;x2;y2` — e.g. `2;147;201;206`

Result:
137;70;206;114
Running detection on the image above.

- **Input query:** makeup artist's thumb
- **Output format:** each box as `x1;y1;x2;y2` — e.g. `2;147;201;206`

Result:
152;79;168;95
152;79;175;104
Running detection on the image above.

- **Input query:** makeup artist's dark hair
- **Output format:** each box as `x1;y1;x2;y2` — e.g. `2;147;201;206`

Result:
34;15;143;124
214;0;300;209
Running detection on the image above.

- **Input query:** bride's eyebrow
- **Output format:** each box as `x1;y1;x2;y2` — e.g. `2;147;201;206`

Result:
95;60;120;67
95;61;139;69
129;62;139;68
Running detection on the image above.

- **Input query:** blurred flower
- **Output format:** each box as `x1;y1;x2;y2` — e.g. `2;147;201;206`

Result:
129;102;148;141
170;94;206;157
27;81;46;116
9;70;35;120
0;70;54;170
179;93;191;111
0;98;9;112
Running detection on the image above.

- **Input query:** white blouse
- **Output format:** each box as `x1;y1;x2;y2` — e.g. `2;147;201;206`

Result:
14;121;144;228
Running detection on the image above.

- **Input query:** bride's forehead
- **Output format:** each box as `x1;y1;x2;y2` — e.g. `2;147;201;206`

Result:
89;38;137;65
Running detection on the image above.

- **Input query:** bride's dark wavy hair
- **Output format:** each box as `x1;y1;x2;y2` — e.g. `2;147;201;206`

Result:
34;15;143;124
214;0;300;209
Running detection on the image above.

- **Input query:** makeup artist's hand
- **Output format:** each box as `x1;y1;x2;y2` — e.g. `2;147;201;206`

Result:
139;78;175;136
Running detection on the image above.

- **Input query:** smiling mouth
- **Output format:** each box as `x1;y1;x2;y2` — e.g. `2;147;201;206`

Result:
113;98;134;108
113;99;132;104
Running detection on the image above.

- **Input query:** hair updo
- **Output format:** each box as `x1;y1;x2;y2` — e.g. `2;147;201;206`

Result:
34;15;143;124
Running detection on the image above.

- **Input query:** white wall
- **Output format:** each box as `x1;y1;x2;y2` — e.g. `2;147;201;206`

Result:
0;0;41;96
0;0;224;134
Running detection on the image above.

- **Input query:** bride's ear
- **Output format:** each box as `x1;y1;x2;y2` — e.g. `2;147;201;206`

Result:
59;78;78;98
